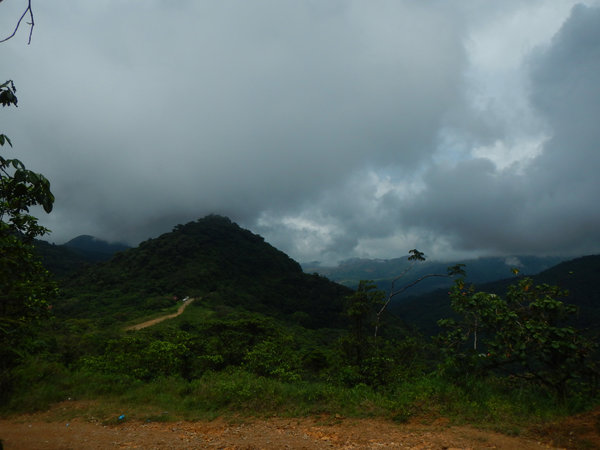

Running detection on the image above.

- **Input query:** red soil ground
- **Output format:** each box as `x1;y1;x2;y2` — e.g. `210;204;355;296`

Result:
2;403;599;449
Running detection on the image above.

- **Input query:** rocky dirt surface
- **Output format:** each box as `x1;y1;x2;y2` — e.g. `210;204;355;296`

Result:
1;401;599;449
0;417;551;449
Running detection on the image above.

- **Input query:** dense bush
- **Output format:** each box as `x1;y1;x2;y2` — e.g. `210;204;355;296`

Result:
438;277;599;399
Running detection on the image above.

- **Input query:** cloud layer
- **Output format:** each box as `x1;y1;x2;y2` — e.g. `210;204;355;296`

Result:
2;1;599;264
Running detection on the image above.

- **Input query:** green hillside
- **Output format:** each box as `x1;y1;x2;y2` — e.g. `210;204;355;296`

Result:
57;215;351;328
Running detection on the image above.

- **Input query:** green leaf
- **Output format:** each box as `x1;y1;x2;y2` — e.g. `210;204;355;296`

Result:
42;194;54;213
0;134;12;146
11;159;25;170
27;171;40;184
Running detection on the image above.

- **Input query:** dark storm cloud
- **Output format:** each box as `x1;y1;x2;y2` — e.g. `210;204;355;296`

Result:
3;1;465;248
2;1;599;263
397;4;600;258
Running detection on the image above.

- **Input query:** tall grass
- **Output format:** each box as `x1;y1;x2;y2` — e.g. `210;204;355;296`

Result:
2;364;596;434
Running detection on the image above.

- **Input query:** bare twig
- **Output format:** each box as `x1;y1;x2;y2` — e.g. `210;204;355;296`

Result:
0;0;34;44
373;252;465;339
374;272;448;339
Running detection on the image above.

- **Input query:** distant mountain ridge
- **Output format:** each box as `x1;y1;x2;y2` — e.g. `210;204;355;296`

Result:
64;235;130;260
34;235;130;277
304;255;566;295
33;240;95;278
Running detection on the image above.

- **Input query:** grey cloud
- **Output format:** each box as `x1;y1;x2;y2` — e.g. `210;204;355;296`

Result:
3;1;598;264
4;1;466;248
529;4;600;177
398;4;600;258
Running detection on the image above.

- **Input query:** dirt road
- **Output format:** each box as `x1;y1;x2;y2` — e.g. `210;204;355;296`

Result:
125;298;196;331
0;416;562;449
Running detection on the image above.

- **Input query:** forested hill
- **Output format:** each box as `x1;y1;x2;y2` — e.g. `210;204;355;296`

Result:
58;215;351;328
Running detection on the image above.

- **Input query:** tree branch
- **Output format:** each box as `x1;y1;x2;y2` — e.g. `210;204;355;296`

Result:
374;272;448;338
373;260;465;340
0;0;34;44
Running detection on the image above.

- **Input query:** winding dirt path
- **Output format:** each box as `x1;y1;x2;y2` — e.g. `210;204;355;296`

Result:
125;298;196;331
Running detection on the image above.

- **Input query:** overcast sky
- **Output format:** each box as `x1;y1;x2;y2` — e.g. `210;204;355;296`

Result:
2;1;599;264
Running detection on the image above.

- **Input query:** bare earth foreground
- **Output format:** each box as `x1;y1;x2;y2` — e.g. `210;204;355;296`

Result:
3;404;599;450
0;417;550;450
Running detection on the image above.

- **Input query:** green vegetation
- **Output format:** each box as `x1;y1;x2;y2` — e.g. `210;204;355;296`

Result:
392;255;600;336
57;216;351;328
6;367;579;427
1;79;57;401
439;275;598;400
1;211;598;434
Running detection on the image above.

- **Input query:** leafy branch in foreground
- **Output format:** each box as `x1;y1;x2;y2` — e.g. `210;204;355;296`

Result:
1;79;56;399
1;80;54;237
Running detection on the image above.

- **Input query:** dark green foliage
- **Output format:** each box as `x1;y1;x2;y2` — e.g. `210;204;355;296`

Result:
82;336;189;381
243;335;302;382
342;280;384;366
335;335;430;388
333;277;436;388
54;290;179;324
1;79;57;399
0;240;57;361
58;215;352;327
0;80;17;107
438;277;598;399
393;255;600;335
71;312;331;385
533;255;600;331
346;281;384;340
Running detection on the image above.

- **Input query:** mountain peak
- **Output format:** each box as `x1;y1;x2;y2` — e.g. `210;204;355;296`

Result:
62;215;351;327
